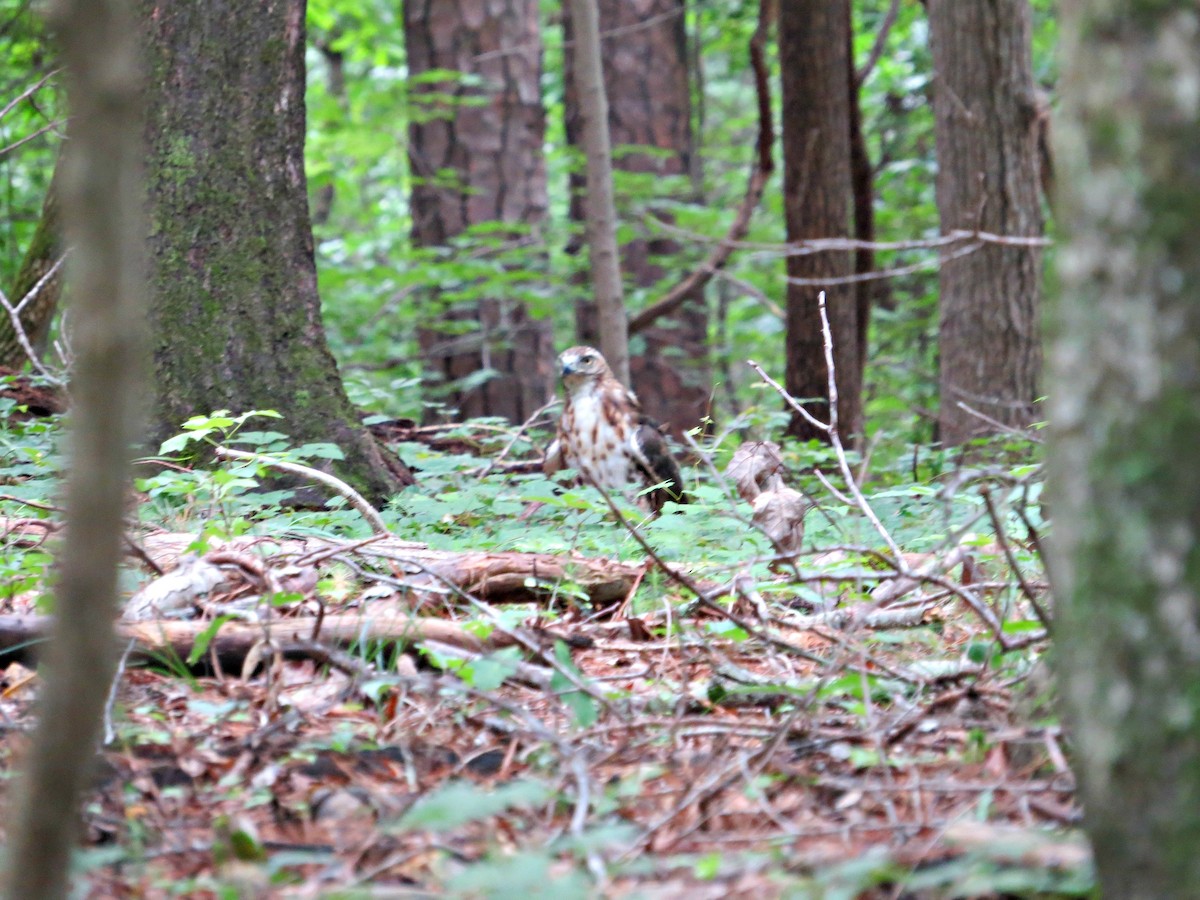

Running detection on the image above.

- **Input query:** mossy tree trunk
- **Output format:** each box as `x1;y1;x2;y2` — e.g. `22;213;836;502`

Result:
140;0;411;501
778;0;861;443
929;0;1043;445
1050;2;1200;894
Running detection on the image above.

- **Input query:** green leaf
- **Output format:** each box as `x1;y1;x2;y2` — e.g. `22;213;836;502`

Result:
705;620;750;642
188;615;234;665
159;431;201;454
551;641;597;728
293;442;344;460
461;649;521;692
395;779;551;832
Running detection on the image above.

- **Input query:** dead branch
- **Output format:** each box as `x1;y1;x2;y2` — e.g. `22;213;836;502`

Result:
585;481;832;668
647;217;1052;255
126;527;644;606
869;545;970;606
855;0;901;86
0;119;65;159
0;254;70;386
214;446;389;534
627;1;774;336
779;604;931;632
750;293;1047;652
0;608;492;673
981;487;1051;627
0;517;648;610
472;397;559;477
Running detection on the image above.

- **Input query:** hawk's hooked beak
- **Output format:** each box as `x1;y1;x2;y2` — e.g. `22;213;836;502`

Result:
560;360;577;377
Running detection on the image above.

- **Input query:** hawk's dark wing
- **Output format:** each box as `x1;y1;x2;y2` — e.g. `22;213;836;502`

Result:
631;416;687;512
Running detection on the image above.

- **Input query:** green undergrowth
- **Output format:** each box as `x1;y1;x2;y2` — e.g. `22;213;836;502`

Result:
0;395;1046;626
0;392;1077;896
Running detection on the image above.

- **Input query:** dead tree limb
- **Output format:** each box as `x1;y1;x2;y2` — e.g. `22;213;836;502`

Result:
0;610;490;673
628;0;775;336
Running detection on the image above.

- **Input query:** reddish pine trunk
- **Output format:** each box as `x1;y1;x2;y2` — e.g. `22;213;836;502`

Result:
779;0;861;443
929;0;1043;445
405;0;555;423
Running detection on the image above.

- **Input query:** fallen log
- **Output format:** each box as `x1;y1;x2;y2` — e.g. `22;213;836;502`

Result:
0;517;644;607
0;518;645;673
134;531;641;605
0;607;493;672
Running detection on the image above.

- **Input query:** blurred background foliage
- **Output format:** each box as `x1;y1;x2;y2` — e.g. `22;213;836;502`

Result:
0;0;1057;455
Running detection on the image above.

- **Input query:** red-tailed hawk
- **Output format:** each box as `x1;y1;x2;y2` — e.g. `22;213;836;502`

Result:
544;346;687;512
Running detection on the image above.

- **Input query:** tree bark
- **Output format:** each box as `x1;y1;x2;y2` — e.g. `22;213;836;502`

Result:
928;0;1043;445
564;0;707;431
1050;3;1200;896
846;5;877;376
139;0;411;502
564;0;629;387
1;155;62;370
3;0;145;894
404;0;556;422
779;0;861;443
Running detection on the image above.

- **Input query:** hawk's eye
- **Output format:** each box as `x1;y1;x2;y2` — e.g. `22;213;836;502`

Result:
580;353;595;363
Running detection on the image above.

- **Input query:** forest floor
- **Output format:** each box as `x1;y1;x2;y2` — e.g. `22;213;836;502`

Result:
0;393;1090;898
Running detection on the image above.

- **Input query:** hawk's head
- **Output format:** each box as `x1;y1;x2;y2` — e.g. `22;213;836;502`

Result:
558;345;611;394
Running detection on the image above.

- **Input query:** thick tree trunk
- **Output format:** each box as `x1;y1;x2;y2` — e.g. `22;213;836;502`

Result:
404;0;555;422
1;155;63;370
140;0;411;502
564;0;707;431
1050;3;1200;895
928;0;1043;445
779;0;861;443
3;0;145;894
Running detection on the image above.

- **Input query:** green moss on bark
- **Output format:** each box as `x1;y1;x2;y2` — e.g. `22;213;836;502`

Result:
139;0;412;501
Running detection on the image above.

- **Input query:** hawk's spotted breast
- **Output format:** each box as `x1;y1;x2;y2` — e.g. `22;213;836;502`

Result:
544;346;686;512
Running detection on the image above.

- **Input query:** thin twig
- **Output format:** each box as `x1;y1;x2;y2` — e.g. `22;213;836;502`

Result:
746;359;829;434
783;240;981;287
361;556;621;714
647;217;1051;255
815;292;905;564
213;446;390;535
980;488;1050;628
0;119;66;158
750;293;903;564
955;400;1044;443
103;638;137;746
585;479;831;667
473;397;559;476
0;259;69;386
855;0;900;86
0;68;60;122
13;253;67;315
